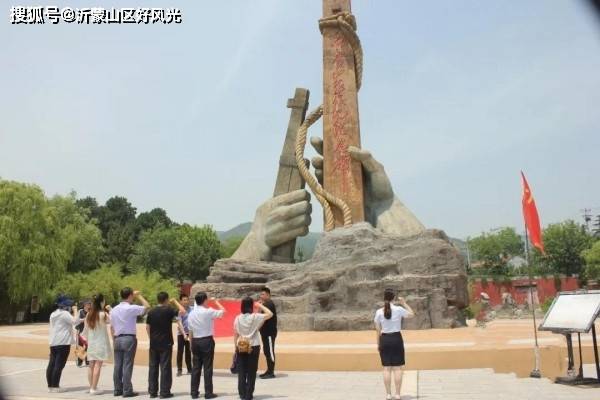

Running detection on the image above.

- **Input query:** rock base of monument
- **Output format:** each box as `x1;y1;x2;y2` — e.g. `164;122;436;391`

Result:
193;223;469;330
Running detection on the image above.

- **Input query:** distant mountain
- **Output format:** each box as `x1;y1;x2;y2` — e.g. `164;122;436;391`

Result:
218;222;321;261
218;222;252;241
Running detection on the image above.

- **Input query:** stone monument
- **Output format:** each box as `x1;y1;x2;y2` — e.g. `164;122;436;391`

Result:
321;0;365;227
270;88;310;263
193;1;468;330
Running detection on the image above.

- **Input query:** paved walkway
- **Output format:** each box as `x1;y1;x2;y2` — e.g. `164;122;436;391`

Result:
1;357;599;400
0;357;414;400
2;320;599;379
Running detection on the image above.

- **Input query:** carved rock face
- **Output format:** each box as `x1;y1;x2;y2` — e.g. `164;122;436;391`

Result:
193;222;469;331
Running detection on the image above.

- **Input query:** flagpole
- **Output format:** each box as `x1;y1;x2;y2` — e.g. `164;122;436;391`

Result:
524;222;541;378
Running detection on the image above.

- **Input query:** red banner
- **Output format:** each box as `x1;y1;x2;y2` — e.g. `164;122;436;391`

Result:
521;171;544;253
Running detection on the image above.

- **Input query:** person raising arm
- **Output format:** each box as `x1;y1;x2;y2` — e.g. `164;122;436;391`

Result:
374;290;414;400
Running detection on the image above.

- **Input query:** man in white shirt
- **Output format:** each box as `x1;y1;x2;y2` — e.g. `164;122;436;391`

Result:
188;292;225;399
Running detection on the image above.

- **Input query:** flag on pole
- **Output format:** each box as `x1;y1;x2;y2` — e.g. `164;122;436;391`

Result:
521;171;544;254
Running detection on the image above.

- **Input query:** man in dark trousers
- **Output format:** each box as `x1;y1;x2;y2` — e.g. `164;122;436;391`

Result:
146;292;185;399
259;287;277;379
188;292;225;400
176;294;192;376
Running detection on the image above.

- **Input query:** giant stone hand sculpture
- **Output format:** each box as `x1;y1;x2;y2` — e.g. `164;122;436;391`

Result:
232;189;312;262
232;140;424;262
310;137;425;237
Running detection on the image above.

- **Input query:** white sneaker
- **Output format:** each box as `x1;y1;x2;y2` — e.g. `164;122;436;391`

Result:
90;389;102;395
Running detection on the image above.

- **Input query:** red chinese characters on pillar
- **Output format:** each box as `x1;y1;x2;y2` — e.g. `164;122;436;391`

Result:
330;33;352;195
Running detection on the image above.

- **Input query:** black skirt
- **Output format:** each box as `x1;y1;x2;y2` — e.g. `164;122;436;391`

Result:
379;332;405;367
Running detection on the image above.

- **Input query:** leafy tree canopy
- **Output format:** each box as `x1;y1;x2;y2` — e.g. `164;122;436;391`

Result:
582;240;600;281
469;227;524;274
50;194;104;273
130;224;222;283
0;181;69;303
97;196;137;238
136;207;173;233
537;220;592;276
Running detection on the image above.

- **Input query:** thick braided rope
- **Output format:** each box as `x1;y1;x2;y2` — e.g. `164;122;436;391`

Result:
319;12;363;90
294;12;363;231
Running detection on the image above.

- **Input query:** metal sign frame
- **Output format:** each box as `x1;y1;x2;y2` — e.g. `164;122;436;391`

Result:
539;290;600;334
538;290;600;385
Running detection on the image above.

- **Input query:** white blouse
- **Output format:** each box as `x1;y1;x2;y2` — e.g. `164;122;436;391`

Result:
374;304;409;333
49;309;81;346
234;313;266;347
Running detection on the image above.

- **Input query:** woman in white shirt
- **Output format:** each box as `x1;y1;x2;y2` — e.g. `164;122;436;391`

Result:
83;294;112;395
47;295;81;392
374;289;415;400
233;296;273;400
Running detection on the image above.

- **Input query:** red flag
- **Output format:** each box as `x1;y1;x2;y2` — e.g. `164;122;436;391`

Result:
521;171;544;254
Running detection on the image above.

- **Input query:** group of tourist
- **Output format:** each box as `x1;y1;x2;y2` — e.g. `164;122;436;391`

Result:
47;286;412;399
46;286;279;400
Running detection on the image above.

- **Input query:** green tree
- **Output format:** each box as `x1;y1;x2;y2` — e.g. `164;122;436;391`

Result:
221;236;245;258
582;240;600;281
75;196;101;222
131;224;222;283
104;223;138;266
469;227;523;274
51;194;104;272
97;196;137;237
97;196;138;264
136;208;173;234
538;220;592;276
0;180;70;304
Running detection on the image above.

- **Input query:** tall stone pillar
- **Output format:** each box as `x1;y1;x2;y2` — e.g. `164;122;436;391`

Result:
322;0;365;227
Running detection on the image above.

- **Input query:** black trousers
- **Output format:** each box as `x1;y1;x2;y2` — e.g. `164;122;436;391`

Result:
176;334;192;373
238;346;260;400
148;346;173;396
190;337;215;397
261;332;276;374
46;345;70;388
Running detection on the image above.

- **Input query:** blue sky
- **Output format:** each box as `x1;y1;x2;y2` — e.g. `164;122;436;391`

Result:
1;0;599;239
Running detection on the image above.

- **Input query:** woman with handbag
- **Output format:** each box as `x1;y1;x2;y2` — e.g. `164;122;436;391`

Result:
233;297;273;400
83;294;112;395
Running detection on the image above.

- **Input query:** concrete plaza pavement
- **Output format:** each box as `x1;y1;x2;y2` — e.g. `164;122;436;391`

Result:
2;320;599;379
1;357;599;400
0;356;414;400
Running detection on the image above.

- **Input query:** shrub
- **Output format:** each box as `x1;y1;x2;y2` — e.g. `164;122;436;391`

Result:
541;297;555;314
50;264;178;306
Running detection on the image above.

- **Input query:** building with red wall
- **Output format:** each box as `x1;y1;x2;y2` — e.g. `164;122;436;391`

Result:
470;276;580;306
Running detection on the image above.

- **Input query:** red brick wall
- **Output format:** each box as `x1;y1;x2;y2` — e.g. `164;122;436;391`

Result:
470;276;580;306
